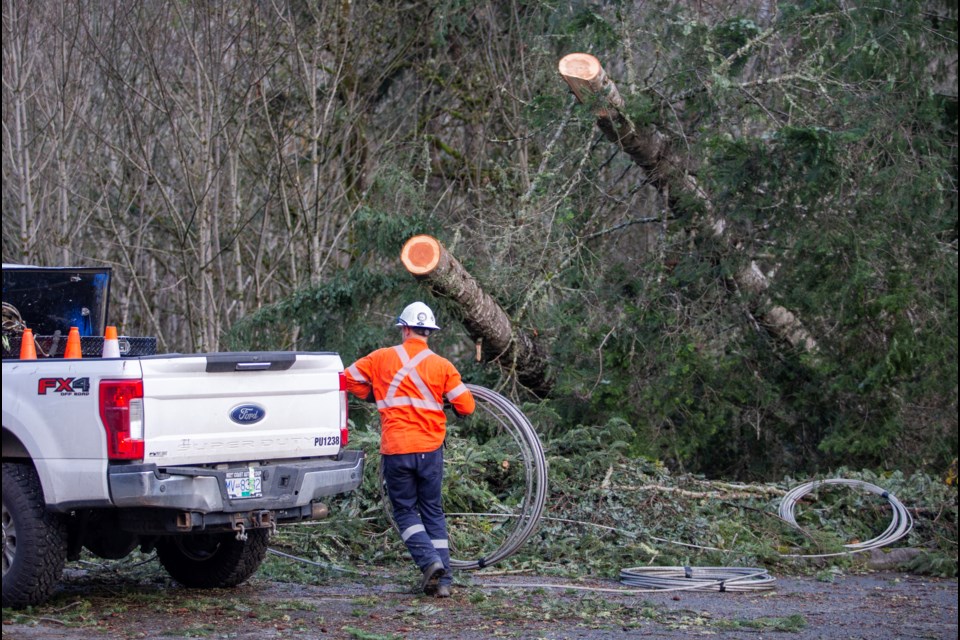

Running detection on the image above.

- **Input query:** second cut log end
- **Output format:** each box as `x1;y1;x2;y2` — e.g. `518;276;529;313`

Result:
558;52;602;82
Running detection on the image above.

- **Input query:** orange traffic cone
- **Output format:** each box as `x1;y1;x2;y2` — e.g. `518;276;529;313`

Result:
20;327;37;360
103;326;120;358
64;326;83;359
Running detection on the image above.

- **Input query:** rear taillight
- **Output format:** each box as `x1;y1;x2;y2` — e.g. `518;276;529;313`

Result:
339;372;349;447
99;380;145;460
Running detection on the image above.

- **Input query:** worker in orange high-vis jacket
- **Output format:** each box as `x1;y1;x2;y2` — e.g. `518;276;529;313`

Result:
345;301;475;598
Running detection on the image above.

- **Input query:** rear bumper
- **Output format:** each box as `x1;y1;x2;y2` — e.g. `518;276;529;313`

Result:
108;450;365;513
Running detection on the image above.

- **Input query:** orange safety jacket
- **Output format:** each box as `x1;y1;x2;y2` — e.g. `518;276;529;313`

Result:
345;336;475;455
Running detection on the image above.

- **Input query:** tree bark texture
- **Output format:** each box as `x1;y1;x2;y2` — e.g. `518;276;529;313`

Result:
558;53;817;353
401;235;552;396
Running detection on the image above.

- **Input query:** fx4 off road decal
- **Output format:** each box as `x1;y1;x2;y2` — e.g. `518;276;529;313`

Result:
38;377;91;396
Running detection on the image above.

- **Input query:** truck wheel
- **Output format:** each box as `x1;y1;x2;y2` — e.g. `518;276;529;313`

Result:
2;462;68;608
156;529;269;588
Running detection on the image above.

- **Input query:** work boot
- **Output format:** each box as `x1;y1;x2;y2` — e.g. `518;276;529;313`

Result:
420;560;445;595
435;584;452;598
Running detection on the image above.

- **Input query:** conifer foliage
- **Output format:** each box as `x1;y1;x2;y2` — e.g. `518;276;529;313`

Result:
3;1;956;477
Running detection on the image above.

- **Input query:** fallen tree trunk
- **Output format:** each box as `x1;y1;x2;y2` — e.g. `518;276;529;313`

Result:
558;53;817;352
401;235;552;396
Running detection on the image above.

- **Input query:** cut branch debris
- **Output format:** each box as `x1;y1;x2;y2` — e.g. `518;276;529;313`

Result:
558;53;818;353
401;235;552;396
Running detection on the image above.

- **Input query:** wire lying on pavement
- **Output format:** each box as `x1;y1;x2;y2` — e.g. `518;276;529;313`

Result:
270;380;914;596
476;478;915;594
266;548;365;575
477;566;776;594
619;565;776;592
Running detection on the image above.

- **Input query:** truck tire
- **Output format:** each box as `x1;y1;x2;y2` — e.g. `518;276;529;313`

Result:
2;462;68;608
156;529;269;588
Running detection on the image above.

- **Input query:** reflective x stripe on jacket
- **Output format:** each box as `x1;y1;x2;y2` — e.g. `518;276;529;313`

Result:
378;346;444;412
345;337;475;454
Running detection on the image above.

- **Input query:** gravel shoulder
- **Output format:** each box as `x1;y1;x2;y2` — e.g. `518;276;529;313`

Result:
2;563;957;640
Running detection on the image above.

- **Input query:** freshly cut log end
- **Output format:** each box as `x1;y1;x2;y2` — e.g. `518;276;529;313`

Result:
401;235;442;276
558;53;601;82
558;52;623;112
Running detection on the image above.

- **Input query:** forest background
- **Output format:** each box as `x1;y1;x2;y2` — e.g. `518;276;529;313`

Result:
3;0;957;492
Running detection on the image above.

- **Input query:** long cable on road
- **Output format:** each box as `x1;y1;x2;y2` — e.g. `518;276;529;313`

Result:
480;566;777;594
273;388;914;593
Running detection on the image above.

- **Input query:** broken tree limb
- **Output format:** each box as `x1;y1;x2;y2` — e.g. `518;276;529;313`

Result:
401;235;552;395
559;53;817;353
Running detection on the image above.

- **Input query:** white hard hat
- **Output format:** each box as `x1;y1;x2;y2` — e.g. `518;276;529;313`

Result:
395;301;441;331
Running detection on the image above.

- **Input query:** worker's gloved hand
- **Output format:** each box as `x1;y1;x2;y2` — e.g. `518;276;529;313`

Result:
445;402;468;418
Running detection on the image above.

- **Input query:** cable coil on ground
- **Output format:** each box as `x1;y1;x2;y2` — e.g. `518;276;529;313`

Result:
777;478;914;558
448;384;549;570
619;566;776;592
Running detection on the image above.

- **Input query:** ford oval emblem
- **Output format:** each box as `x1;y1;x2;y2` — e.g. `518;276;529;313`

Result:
230;404;265;425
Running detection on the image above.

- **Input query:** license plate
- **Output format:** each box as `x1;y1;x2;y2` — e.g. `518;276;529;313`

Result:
225;469;263;499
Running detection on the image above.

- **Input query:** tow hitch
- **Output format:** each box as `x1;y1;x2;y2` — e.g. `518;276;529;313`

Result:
231;510;275;540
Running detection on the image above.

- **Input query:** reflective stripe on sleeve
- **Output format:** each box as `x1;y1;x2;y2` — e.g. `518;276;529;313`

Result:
347;364;367;383
446;383;468;401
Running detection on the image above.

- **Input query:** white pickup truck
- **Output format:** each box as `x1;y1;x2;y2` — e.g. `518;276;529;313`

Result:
2;265;365;607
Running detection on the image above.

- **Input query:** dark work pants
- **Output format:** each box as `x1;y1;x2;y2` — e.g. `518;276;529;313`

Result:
382;447;451;585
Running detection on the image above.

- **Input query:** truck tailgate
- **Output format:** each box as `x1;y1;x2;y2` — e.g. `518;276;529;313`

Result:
138;352;343;466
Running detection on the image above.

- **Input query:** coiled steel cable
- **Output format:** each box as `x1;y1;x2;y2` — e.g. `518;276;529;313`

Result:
777;478;914;558
448;384;549;570
619;566;776;592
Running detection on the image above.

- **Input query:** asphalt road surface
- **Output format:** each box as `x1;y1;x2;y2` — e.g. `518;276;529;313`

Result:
2;568;956;639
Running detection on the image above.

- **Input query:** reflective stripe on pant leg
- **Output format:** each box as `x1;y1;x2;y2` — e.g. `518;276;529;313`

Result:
401;525;426;542
416;447;452;584
432;538;451;586
383;453;441;571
